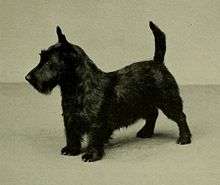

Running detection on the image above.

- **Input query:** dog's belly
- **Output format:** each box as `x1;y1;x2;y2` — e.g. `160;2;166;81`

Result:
107;100;151;130
110;117;140;130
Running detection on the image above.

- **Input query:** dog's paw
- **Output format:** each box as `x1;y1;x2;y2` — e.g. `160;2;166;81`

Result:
136;130;153;138
177;135;191;145
82;149;104;162
61;146;81;156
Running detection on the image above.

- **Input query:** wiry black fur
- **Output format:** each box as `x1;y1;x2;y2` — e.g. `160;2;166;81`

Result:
25;21;191;162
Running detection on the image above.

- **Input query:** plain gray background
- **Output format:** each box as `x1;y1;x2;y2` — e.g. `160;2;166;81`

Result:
0;0;219;84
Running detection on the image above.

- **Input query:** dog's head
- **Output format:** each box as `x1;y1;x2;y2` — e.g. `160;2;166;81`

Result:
25;26;87;94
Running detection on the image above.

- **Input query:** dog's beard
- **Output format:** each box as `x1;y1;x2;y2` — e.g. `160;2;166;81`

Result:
28;79;57;95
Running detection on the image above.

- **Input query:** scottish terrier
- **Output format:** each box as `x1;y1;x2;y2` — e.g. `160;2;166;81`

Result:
25;21;191;162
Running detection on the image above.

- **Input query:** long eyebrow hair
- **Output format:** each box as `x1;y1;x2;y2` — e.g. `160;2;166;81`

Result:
39;50;46;56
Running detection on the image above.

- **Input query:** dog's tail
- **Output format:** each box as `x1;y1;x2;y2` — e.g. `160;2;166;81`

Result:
149;21;166;64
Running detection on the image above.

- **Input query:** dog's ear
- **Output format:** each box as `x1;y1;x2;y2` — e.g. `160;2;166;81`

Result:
56;26;67;43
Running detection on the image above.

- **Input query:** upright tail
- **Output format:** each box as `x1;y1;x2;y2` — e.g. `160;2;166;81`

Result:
149;21;166;64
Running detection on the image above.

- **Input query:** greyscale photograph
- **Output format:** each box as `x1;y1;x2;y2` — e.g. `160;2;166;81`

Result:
0;0;219;185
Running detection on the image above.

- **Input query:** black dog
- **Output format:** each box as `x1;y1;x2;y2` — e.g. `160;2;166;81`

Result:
25;21;191;162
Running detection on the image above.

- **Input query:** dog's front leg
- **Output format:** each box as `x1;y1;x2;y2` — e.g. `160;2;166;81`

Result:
82;124;105;162
61;115;82;156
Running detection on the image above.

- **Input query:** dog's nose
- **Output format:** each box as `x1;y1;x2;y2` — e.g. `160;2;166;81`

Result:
25;74;31;81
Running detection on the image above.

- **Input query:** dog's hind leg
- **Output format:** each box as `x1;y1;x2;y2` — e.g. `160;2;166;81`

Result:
136;107;158;138
158;96;191;144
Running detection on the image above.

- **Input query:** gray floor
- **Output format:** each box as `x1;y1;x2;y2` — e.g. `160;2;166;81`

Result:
0;83;219;185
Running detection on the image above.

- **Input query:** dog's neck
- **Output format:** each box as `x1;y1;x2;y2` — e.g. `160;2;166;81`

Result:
59;58;105;110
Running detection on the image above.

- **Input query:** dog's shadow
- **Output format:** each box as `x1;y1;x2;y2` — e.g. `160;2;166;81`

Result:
80;132;177;153
32;129;177;155
108;132;176;148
